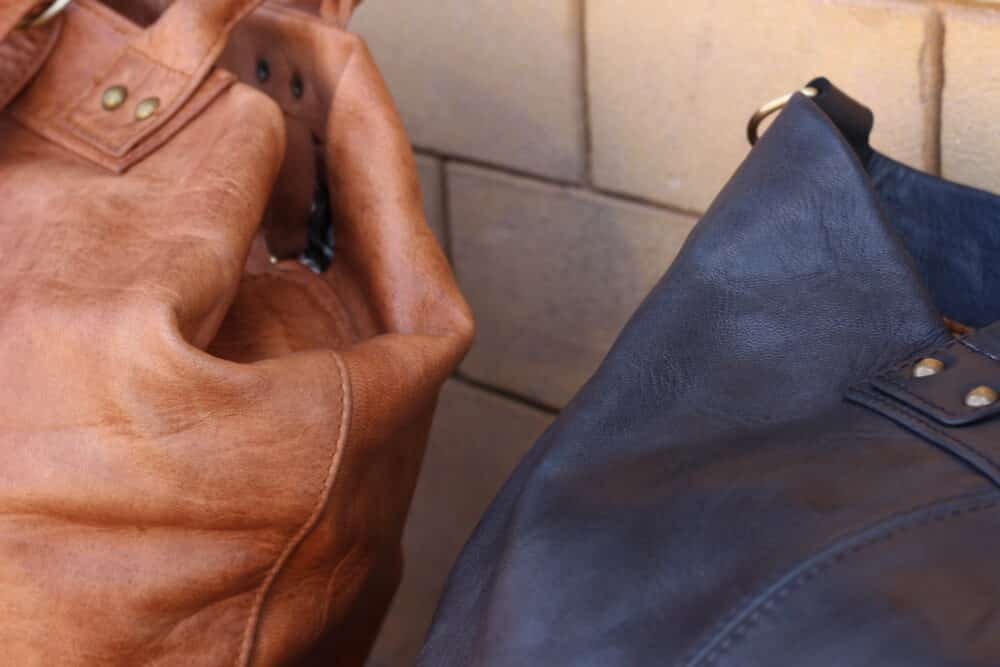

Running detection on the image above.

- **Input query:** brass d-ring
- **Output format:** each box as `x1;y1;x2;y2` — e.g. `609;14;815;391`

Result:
747;86;818;145
17;0;74;29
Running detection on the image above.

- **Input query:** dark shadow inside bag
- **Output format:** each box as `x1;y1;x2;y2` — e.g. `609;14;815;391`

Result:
810;77;1000;329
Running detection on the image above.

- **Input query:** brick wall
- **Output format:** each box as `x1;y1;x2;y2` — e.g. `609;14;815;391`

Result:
353;1;1000;664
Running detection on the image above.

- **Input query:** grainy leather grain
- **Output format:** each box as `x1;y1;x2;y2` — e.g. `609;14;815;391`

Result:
420;82;1000;666
0;1;472;665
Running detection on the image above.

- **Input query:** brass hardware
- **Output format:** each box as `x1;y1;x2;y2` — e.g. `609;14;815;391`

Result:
101;86;128;111
134;97;161;121
965;386;998;408
912;358;944;379
17;0;74;29
269;255;279;265
747;86;819;145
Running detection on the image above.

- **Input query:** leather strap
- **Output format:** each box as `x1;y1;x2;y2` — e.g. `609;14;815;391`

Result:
63;0;266;159
9;0;269;172
807;77;875;164
849;322;1000;488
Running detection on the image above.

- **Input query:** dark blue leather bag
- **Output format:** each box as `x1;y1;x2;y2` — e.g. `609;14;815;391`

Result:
419;79;1000;666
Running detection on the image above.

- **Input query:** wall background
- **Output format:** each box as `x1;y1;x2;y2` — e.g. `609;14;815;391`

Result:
350;1;1000;664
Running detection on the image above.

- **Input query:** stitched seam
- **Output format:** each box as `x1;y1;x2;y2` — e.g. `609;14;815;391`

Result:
859;337;960;417
59;0;260;157
236;351;352;667
62;47;190;154
960;336;1000;362
880;374;966;419
686;492;1000;666
857;389;1000;482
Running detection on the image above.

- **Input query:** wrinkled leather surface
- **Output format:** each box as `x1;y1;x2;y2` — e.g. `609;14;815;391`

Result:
0;3;61;112
0;1;472;665
420;84;1000;666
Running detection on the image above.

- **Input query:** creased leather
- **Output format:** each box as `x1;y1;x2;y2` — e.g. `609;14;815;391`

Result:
0;15;60;112
420;85;1000;666
0;0;44;37
0;1;472;665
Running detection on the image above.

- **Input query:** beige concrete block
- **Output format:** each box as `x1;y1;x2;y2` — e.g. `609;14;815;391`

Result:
415;153;447;250
588;0;937;211
449;163;696;408
366;380;554;667
942;6;1000;194
351;1;586;181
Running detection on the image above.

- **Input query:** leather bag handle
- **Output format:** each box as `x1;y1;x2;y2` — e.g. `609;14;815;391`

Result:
134;0;267;77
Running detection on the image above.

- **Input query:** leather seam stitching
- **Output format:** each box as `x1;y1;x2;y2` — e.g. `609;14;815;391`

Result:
873;338;998;421
117;1;260;152
959;336;1000;362
236;351;353;667
874;334;1000;422
53;0;257;159
880;373;966;419
61;46;191;155
686;492;1000;666
853;389;1000;483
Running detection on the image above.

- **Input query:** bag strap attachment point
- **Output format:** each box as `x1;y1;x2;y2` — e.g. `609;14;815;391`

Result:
747;85;818;145
8;0;269;173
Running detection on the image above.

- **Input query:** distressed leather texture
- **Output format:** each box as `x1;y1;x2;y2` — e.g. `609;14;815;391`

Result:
0;1;62;112
420;81;1000;666
0;1;473;665
105;0;365;260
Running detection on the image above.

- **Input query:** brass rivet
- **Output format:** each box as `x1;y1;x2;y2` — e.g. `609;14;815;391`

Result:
965;386;998;408
101;85;127;111
912;358;945;378
268;255;279;265
134;97;161;121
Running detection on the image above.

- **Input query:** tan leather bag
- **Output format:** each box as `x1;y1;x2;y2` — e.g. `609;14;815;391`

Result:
0;1;474;664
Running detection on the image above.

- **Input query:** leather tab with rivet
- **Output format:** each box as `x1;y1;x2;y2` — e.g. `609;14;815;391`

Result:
8;0;266;173
848;321;1000;486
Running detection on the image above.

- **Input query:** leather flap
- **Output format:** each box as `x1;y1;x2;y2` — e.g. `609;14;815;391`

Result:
869;324;1000;427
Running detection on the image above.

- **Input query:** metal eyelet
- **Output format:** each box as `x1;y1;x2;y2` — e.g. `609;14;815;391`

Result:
17;0;73;29
291;73;304;100
747;86;819;145
256;59;271;83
